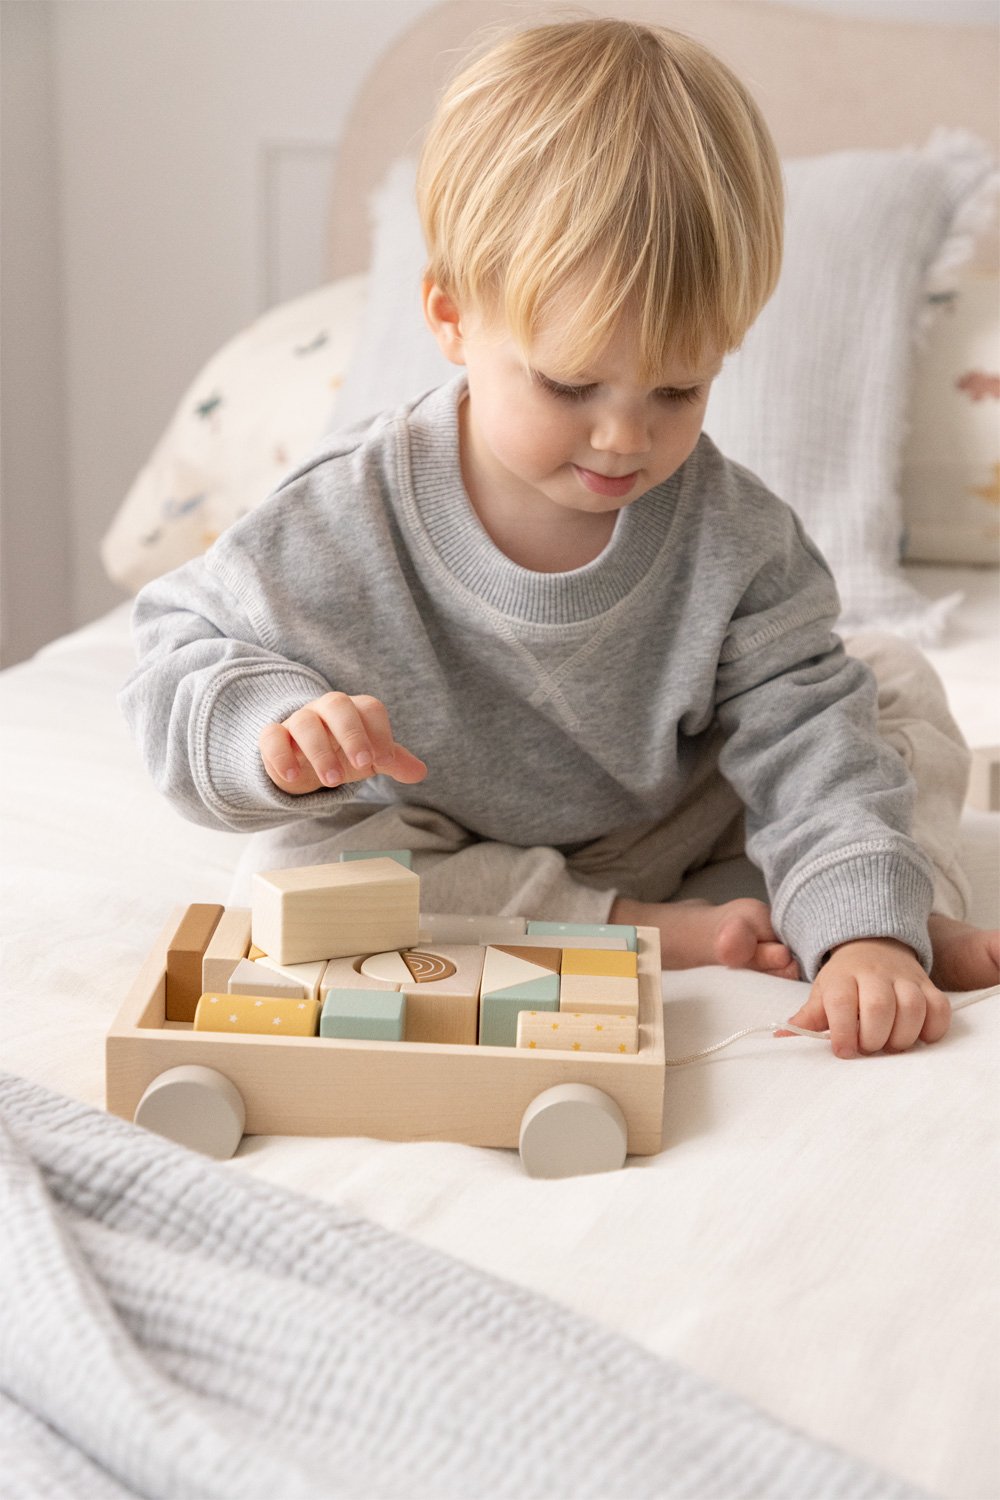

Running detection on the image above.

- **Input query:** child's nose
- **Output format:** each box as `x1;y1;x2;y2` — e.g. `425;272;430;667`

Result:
590;406;652;457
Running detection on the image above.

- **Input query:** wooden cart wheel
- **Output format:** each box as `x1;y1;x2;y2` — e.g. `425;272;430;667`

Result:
134;1065;246;1159
518;1082;628;1178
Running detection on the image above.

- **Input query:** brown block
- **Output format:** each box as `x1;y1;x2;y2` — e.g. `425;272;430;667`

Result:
166;904;223;1022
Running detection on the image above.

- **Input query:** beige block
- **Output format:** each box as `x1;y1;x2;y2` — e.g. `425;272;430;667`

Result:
558;973;639;1017
517;1009;638;1054
227;958;304;1000
252;858;420;964
418;913;528;944
512;933;627;951
255;953;326;1001
202;907;252;994
321;955;401;997
399;945;485;1046
359;950;415;985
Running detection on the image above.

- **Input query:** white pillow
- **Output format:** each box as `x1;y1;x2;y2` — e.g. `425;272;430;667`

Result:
703;131;997;640
326;140;998;643
101;275;366;594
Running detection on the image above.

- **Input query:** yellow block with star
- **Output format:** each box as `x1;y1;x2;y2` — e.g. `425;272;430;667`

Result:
193;991;320;1036
560;948;638;979
516;1009;637;1053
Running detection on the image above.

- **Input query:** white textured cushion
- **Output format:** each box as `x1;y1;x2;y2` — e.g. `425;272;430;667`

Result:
101;276;366;594
704;131;997;640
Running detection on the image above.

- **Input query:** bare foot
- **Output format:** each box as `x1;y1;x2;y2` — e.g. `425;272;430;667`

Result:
611;896;801;979
928;912;1000;991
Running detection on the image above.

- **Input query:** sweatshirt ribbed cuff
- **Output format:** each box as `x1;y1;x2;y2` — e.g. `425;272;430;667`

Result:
773;849;934;981
195;663;356;828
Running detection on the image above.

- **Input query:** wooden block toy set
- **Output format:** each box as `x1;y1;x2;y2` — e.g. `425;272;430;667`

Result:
106;852;666;1177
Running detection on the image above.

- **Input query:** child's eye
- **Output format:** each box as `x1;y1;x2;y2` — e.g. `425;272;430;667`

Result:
658;386;703;405
535;374;595;402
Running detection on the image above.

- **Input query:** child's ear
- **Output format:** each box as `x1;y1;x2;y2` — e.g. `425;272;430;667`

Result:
422;279;467;367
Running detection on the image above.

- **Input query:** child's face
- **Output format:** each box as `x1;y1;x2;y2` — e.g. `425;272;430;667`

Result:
424;280;724;521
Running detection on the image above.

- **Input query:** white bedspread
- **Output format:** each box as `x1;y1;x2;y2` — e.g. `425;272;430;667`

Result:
2;566;998;1500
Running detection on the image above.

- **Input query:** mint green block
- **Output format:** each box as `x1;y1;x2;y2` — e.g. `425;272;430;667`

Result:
527;919;637;952
480;974;560;1048
338;849;413;870
320;988;406;1040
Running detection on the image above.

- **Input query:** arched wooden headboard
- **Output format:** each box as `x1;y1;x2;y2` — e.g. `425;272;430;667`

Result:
328;0;998;280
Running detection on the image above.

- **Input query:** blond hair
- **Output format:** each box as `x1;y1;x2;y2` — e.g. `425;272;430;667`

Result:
416;17;784;377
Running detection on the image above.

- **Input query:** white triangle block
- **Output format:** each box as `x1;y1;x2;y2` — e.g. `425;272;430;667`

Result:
255;953;326;1001
481;947;556;995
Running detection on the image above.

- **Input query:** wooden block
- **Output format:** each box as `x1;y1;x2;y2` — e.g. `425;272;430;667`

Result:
527;919;637;952
418;913;528;944
359;950;416;985
339;849;413;869
254;953;326;1001
166;904;224;1022
481;945;561;995
248;944;267;960
517;1009;638;1054
320;955;400;997
320;988;406;1041
202;907;252;994
479;984;560;1044
513;933;627;951
398;945;484;1047
558;973;639;1017
227;958;305;1000
967;746;1000;811
561;948;638;979
252;858;420;964
193;992;320;1036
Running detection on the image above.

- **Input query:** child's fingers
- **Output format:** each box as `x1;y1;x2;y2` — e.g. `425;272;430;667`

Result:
279;705;352;786
383;743;429;783
313;692;381;773
258;721;330;791
775;987;830;1040
917;983;952;1046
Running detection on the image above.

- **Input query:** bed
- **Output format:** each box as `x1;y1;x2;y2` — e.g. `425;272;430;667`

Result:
3;3;999;1497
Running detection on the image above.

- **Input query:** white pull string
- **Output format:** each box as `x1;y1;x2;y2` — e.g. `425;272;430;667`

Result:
663;983;1000;1067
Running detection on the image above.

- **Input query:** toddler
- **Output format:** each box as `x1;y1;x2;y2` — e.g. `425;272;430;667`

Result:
121;19;998;1059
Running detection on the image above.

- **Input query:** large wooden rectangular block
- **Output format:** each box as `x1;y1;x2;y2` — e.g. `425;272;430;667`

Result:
252;859;420;964
166;904;224;1022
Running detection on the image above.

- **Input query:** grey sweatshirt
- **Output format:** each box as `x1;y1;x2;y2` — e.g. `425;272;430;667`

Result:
120;372;934;978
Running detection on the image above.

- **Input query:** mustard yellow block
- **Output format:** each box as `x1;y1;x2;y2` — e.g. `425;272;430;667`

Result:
248;944;267;960
560;948;638;979
193;991;320;1036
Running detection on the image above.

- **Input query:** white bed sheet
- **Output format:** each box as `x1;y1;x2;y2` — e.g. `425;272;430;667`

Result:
2;564;998;1500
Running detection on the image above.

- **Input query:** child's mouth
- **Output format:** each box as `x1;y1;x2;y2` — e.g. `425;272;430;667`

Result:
572;465;639;498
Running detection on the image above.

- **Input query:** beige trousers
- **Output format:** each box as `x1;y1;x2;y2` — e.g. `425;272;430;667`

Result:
229;633;972;924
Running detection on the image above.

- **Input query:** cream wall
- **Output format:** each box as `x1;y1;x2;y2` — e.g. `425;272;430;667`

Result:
0;0;996;666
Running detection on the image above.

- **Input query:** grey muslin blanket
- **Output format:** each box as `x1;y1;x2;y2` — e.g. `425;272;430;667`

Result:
0;1071;930;1500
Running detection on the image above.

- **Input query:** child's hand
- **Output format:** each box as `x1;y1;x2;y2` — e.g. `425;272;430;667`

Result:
259;692;428;794
775;936;951;1058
